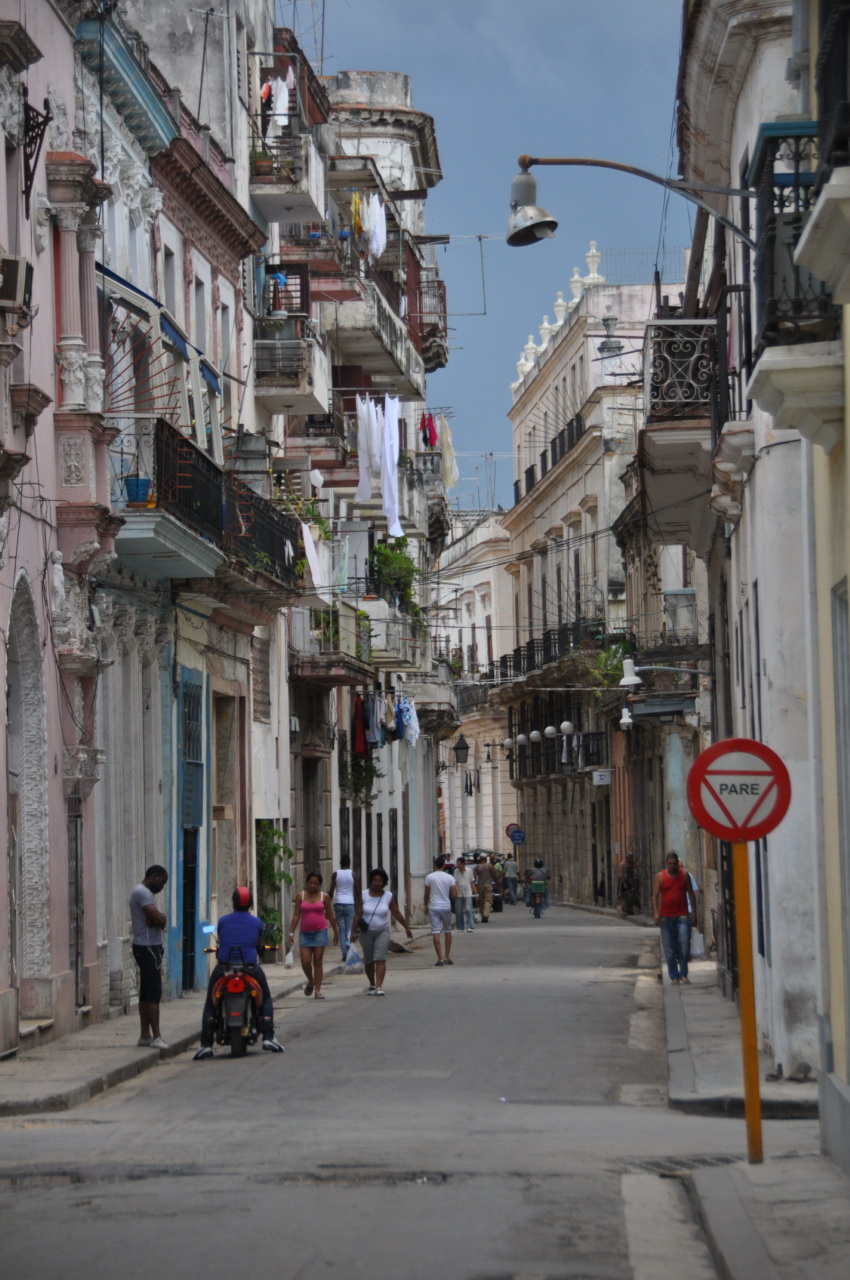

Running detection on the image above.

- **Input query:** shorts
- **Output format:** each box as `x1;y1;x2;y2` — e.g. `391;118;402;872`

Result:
361;928;390;964
132;944;164;1004
429;908;453;934
299;928;329;948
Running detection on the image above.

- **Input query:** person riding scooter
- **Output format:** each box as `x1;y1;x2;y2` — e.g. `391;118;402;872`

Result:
193;887;284;1059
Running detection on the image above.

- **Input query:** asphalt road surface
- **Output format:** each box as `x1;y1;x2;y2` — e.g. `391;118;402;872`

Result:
0;907;818;1279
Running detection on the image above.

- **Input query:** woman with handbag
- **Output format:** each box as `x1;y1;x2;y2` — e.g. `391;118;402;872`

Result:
351;867;413;996
288;871;339;999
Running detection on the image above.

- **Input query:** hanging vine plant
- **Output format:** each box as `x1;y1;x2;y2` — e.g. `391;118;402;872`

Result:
340;752;385;806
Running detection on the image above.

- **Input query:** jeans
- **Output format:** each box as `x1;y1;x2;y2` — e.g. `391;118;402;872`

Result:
334;903;355;958
200;963;274;1046
505;877;518;904
660;915;691;980
455;895;475;931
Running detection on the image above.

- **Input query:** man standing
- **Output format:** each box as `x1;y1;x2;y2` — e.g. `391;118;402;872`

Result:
129;865;169;1050
453;856;475;932
424;854;457;965
330;854;359;961
502;854;519;904
473;854;497;923
653;851;696;984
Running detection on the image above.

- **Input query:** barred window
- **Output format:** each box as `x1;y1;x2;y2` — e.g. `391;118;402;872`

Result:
252;636;271;722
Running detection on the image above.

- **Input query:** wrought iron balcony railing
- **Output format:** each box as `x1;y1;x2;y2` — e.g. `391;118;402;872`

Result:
750;124;839;357
154;418;224;547
510;730;607;780
815;0;850;190
224;476;300;588
644;319;715;423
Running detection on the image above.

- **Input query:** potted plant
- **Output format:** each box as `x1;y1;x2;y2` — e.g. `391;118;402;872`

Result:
251;148;274;176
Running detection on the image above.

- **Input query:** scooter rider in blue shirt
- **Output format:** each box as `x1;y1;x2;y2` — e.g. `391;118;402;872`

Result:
193;887;284;1059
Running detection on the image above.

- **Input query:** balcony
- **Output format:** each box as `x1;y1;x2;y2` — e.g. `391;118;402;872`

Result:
249;123;325;225
254;321;331;415
114;419;226;579
511;730;606;781
289;603;375;686
814;2;850;194
114;421;302;606
279;225;358;277
749;123;839;358
418;267;449;373
639;319;717;554
341;576;423;671
322;282;426;398
403;654;457;734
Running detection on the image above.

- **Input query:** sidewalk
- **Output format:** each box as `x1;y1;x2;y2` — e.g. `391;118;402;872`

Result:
661;952;850;1279
0;960;320;1116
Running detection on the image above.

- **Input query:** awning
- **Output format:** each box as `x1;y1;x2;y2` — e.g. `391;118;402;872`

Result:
201;362;222;396
97;262;161;317
161;314;190;361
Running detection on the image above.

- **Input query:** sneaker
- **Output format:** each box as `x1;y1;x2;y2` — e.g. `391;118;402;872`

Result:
374;988;386;996
148;1037;168;1050
193;1045;214;1060
262;1037;285;1053
366;986;377;995
136;1037;152;1047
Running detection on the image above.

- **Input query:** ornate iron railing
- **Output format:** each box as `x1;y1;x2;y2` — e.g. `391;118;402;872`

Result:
304;389;349;443
644;320;715;422
815;0;850;190
224;477;301;588
154;418;223;546
751;125;839;356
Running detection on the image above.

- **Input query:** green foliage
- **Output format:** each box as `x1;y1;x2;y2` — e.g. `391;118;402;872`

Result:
369;537;417;606
588;642;631;699
256;820;294;890
340;753;385;807
261;908;284;950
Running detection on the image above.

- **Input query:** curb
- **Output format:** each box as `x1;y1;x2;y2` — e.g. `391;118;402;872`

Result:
561;901;655;927
685;1166;782;1280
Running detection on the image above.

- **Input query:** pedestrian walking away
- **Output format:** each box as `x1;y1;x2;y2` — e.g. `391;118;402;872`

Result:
424;854;458;965
351;867;413;995
531;858;550;912
453;856;476;932
129;865;169;1049
473;854;497;922
653;851;696;983
616;852;639;916
193;887;283;1059
289;871;339;998
330;855;359;962
502;854;519;904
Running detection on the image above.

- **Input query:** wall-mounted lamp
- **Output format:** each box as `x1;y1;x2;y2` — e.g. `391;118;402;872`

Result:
544;725;558;738
619;706;633;730
502;737;514;751
529;729;542;744
453;734;470;765
619;659;643;688
515;733;528;747
560;720;574;735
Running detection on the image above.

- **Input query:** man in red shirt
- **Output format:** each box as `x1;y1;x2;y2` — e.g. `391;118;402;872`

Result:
652;851;696;984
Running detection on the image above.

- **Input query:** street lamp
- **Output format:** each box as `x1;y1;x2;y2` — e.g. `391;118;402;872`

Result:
453;734;470;766
619;706;634;730
507;155;756;252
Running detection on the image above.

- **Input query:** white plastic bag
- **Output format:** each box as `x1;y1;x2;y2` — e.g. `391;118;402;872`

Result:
690;929;705;959
284;949;294;969
344;943;364;975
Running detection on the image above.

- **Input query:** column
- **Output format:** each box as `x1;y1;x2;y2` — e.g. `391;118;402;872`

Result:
56;204;87;410
77;219;104;413
491;758;502;853
460;766;470;851
446;765;457;858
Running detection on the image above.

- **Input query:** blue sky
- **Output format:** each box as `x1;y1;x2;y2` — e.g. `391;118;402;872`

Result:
280;0;691;506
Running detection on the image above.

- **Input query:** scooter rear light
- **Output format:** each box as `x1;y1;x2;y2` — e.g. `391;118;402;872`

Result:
226;977;246;993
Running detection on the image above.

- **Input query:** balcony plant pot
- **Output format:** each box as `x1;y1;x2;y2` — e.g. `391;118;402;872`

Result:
252;153;274;177
125;477;151;504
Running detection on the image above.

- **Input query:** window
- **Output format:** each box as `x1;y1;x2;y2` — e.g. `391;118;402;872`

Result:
252;636;271;722
164;246;176;316
556;566;563;626
194;277;206;353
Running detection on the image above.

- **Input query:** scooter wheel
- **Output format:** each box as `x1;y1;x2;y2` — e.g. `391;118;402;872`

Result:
229;1026;246;1058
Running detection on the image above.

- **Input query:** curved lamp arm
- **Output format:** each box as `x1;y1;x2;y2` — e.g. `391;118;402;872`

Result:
517;154;756;253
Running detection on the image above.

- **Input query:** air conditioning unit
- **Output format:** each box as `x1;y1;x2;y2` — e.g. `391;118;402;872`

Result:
0;256;33;311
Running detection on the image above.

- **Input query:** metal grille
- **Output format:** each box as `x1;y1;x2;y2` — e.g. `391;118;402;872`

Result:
182;681;204;829
252;636;271;722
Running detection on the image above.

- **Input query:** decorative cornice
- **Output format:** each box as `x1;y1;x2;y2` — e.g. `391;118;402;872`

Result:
152;138;266;261
10;382;52;438
76;18;178;157
0;21;43;73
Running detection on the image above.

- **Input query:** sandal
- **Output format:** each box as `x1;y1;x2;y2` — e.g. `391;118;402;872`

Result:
304;982;314;996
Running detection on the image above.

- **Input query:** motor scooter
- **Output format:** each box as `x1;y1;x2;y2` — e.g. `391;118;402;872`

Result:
202;925;264;1058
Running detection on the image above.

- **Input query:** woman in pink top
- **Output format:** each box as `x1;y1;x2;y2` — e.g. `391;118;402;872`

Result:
288;871;338;999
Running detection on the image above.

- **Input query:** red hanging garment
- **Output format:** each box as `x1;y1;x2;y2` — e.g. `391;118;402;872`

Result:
426;413;437;447
352;695;367;758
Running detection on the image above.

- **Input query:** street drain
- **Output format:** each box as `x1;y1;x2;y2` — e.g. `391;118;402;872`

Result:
625;1154;737;1175
259;1170;451;1187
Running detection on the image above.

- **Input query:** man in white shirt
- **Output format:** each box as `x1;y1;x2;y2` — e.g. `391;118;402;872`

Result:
423;854;458;966
454;856;476;932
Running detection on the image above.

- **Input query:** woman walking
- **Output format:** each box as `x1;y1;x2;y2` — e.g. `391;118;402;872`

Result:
288;871;339;999
351;867;413;996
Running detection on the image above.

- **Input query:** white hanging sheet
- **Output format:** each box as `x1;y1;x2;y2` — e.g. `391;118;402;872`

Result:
381;395;403;538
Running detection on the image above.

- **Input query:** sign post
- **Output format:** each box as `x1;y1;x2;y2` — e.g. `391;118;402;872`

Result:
686;737;792;1165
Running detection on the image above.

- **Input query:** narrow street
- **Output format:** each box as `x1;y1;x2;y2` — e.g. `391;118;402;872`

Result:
0;909;817;1279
